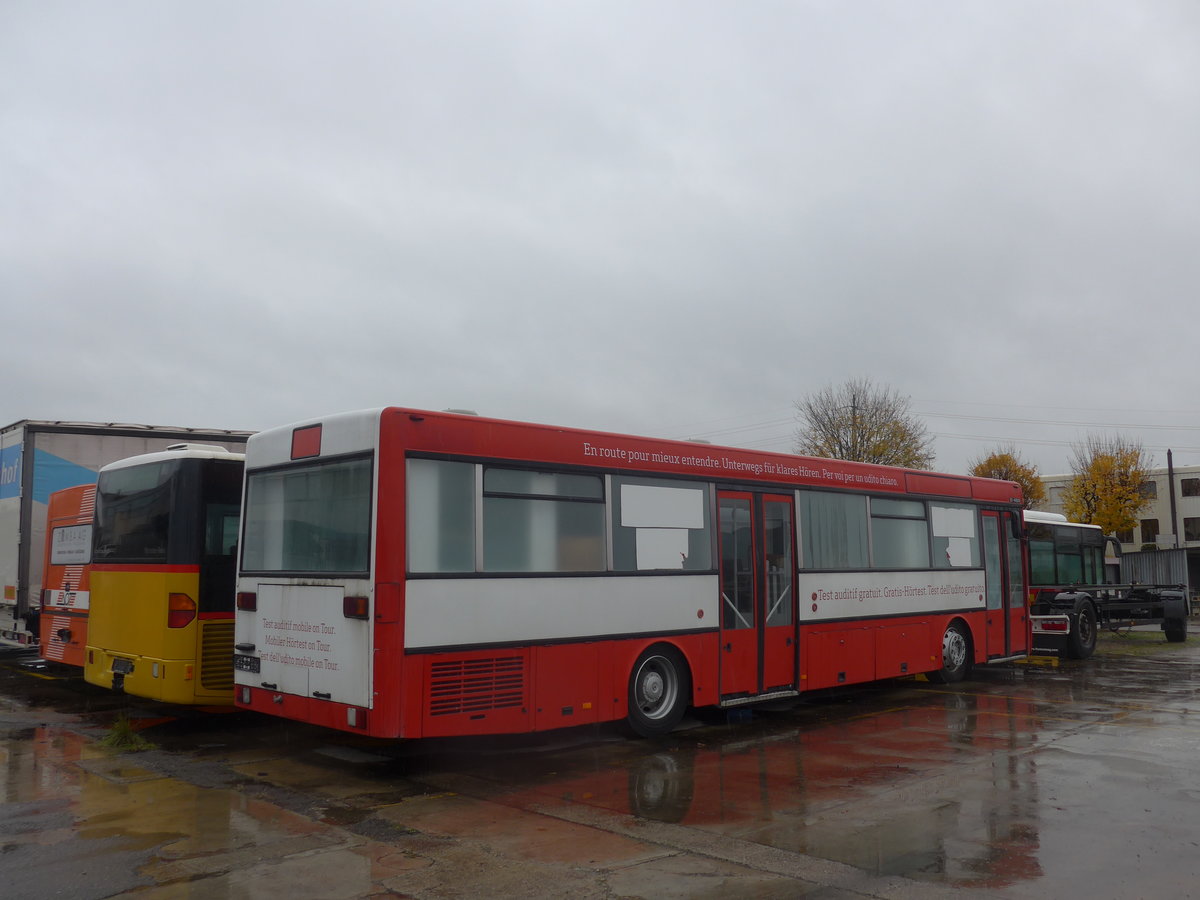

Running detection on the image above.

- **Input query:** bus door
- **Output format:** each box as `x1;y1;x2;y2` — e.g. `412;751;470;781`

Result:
982;510;1028;658
717;491;797;699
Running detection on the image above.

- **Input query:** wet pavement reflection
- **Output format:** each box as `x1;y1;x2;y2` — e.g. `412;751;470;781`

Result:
4;635;1200;898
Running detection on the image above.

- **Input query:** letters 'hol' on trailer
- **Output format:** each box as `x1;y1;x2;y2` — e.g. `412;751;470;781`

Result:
233;407;1028;740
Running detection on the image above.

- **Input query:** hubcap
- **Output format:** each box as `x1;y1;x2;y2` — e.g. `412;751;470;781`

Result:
642;671;664;705
637;656;677;720
943;629;967;670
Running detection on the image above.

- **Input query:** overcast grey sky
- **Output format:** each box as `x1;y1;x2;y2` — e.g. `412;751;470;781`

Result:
4;1;1199;476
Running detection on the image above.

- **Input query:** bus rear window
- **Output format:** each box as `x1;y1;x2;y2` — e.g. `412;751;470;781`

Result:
94;461;178;562
241;456;372;574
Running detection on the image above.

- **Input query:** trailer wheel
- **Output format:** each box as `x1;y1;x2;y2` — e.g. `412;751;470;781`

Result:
1164;618;1187;643
1065;603;1097;659
927;621;972;684
627;645;690;738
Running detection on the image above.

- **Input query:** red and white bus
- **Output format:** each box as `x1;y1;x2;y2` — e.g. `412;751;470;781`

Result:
233;408;1028;739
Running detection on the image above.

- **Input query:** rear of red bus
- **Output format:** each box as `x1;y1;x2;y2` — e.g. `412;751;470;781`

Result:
234;411;381;733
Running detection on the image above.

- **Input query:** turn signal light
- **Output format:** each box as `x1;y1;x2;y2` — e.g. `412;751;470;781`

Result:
236;591;257;611
167;593;197;628
343;596;369;619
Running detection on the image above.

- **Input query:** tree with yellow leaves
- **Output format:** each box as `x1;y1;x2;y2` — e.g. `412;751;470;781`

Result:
1061;434;1151;534
968;445;1045;509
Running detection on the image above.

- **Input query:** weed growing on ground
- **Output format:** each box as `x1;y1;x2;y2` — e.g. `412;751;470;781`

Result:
100;714;156;752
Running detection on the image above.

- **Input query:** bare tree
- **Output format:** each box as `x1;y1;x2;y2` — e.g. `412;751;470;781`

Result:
794;377;935;469
1061;433;1152;535
968;445;1045;509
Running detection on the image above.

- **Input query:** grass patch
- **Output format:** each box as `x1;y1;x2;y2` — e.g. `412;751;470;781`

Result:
100;714;157;752
1094;627;1192;658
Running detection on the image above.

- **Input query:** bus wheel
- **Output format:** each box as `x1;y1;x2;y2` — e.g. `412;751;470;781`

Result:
627;645;690;738
927;622;972;684
1066;603;1098;659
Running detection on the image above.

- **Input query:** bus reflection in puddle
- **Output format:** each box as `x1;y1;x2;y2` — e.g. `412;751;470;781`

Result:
538;691;1044;889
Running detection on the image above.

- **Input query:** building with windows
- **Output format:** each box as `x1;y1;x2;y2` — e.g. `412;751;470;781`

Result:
1040;464;1200;588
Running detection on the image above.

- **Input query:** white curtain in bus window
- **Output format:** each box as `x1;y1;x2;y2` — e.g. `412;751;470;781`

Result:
800;491;868;569
406;459;475;573
930;504;979;568
612;479;711;571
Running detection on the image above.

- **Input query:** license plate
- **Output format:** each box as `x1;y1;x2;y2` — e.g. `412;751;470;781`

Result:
111;657;134;675
233;654;261;674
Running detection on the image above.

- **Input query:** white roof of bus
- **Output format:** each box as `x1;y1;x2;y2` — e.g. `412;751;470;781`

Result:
99;443;245;472
1023;509;1103;531
244;408;384;468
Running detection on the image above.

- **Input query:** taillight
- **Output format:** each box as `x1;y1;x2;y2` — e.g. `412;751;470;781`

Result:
343;595;369;619
236;591;257;611
167;593;197;628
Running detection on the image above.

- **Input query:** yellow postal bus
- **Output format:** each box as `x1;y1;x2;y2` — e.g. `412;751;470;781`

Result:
85;443;244;705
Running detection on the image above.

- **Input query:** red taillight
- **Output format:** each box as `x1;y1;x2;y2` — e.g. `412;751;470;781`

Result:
343;595;369;619
291;424;322;459
167;593;197;628
1042;621;1069;632
236;591;257;611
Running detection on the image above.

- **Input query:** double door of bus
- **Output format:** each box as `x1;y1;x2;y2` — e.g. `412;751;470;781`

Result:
717;491;797;699
982;509;1028;659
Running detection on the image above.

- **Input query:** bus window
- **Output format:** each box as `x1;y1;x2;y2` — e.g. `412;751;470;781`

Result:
407;458;475;573
1054;526;1083;584
1027;523;1055;584
242;456;372;574
931;503;980;568
94;461;175;562
799;491;868;569
612;477;711;571
870;498;929;569
482;467;605;572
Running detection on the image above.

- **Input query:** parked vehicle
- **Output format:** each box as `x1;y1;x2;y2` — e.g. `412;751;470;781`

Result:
1025;510;1188;659
0;420;251;645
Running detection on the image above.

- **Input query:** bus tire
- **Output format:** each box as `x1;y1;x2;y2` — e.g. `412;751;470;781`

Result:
1065;602;1098;659
927;621;972;684
1164;617;1187;643
627;645;690;738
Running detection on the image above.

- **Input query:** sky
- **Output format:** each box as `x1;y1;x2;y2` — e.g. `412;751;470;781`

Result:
4;1;1200;478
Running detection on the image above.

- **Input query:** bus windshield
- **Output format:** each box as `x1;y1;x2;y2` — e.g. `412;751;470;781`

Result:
240;455;373;574
94;461;179;562
93;458;243;566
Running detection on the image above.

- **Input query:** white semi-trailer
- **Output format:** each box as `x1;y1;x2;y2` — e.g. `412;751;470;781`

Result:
0;420;252;644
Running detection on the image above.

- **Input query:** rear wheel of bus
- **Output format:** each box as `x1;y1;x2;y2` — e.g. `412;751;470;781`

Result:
627;644;690;738
927;621;972;684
